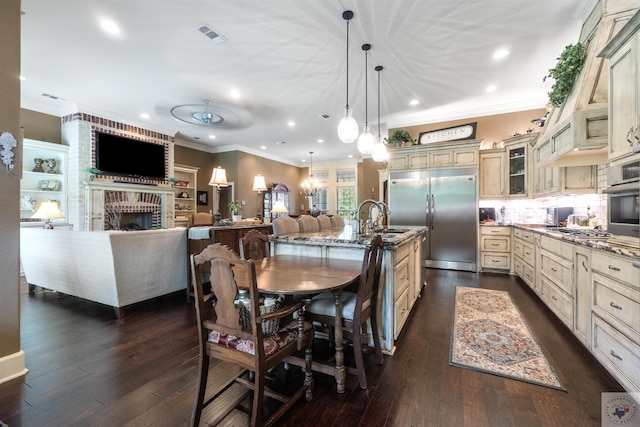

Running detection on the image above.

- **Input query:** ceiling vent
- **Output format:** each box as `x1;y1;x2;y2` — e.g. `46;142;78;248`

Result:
198;25;227;43
319;113;331;119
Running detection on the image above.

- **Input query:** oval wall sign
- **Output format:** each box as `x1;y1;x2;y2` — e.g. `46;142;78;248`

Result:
418;122;477;145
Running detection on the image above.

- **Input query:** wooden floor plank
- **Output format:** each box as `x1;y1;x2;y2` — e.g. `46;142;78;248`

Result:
0;271;625;426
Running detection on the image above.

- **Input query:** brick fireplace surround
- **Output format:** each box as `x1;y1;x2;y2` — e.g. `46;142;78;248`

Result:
61;113;176;231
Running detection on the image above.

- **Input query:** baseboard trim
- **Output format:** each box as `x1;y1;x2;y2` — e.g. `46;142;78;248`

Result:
0;350;28;385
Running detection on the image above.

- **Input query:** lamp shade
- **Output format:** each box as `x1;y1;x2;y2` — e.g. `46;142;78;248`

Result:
208;166;228;187
271;200;288;213
338;108;359;143
357;126;375;155
252;174;268;192
32;200;64;219
371;140;389;162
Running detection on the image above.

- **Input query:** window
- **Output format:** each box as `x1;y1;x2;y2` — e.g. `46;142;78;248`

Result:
336;186;356;218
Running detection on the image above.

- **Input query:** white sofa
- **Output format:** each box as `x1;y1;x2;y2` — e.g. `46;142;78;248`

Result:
20;227;187;318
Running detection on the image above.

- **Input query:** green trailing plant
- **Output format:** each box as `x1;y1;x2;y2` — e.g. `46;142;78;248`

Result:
385;130;416;146
84;167;101;174
544;43;585;108
168;177;178;183
227;200;244;215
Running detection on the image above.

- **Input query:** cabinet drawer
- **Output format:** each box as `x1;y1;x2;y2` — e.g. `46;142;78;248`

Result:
541;274;573;328
522;241;535;265
514;239;524;258
480;226;511;236
592;315;640;392
481;236;510;252
540;235;573;261
514;256;524;277
395;242;410;262
394;288;410;339
395;256;410;298
540;252;573;294
592;252;640;290
593;272;640;341
513;228;535;244
522;263;535;287
481;252;511;270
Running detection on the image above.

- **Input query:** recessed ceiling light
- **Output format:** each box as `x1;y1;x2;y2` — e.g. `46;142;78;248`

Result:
260;145;267;150
287;121;295;127
209;135;216;139
409;99;419;106
230;89;240;99
276;141;285;145
100;19;120;35
301;159;307;162
348;155;353;158
140;113;149;119
317;139;324;143
486;85;497;92
493;49;509;59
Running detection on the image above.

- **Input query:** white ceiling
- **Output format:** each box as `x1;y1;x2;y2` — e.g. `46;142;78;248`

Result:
19;0;595;166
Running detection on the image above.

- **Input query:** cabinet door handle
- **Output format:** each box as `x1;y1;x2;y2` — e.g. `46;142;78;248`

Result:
608;265;621;272
400;275;407;280
551;267;557;272
627;127;635;147
582;260;588;272
609;301;623;310
610;350;623;361
551;295;558;301
525;251;531;256
490;243;500;247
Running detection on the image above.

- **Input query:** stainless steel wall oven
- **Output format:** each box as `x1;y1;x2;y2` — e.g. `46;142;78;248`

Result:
604;159;639;240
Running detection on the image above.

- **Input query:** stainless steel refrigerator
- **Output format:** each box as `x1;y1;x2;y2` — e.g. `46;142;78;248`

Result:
388;168;478;272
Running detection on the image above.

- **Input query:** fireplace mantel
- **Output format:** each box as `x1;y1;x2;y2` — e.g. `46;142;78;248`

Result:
84;181;175;230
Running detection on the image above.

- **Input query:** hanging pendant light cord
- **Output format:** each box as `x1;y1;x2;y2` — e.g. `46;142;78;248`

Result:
364;46;368;127
345;17;350;110
376;65;382;139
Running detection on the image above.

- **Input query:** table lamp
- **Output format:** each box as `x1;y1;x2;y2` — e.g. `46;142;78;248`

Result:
271;200;288;217
32;200;64;229
208;166;228;225
252;174;268;221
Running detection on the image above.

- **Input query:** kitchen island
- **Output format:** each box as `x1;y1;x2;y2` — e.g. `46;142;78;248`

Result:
270;225;428;354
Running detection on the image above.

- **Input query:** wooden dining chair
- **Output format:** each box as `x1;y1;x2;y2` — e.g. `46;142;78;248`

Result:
190;243;313;427
303;235;384;389
239;229;270;260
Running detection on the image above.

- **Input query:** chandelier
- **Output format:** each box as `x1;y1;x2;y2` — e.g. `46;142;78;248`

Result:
301;151;321;199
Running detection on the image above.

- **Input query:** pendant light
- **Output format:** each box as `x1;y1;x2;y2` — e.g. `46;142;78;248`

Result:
337;10;359;144
371;65;389;162
357;43;375;155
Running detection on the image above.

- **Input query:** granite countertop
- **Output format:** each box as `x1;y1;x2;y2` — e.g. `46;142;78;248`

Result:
485;223;640;259
269;225;428;249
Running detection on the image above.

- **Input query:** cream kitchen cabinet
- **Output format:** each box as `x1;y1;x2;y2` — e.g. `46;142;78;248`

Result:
574;246;592;347
591;250;640;393
478;148;505;199
533;163;597;196
20;139;68;226
539;235;574;329
601;10;640;161
388;140;481;171
513;228;536;289
480;226;511;272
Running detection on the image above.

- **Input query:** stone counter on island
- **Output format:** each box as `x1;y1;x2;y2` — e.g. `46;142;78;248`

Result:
269;225;428;355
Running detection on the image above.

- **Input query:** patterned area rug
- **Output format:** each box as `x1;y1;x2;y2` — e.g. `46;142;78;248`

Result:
450;286;565;391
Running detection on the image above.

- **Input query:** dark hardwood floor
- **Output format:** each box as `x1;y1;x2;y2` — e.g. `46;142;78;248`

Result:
0;270;623;426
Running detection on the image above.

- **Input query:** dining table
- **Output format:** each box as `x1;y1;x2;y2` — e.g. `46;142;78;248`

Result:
248;254;363;394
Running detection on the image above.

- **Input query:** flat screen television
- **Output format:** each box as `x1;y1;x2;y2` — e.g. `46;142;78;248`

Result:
95;131;166;181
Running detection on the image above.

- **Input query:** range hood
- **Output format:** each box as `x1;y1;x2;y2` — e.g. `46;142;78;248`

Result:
536;1;640;168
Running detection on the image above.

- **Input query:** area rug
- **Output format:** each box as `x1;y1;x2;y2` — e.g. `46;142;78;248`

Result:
450;286;565;391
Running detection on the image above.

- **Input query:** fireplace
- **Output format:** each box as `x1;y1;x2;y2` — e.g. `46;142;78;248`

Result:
83;181;175;231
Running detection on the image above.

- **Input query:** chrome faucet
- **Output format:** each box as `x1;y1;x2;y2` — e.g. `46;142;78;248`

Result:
354;199;390;235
